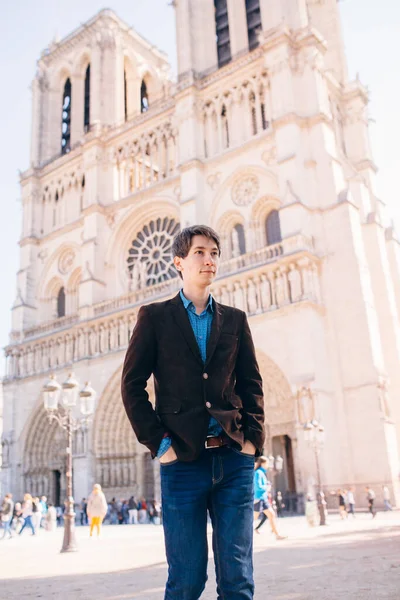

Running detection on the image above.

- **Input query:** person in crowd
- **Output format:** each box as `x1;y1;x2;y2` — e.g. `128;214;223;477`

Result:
80;497;88;525
305;493;317;527
32;496;43;532
253;457;286;539
121;500;129;524
19;493;35;536
87;483;108;538
39;496;48;528
138;497;148;524
121;225;265;599
365;486;377;518
12;502;24;533
109;498;118;525
346;487;356;517
56;506;63;527
1;493;14;540
382;486;392;511
275;491;285;517
128;496;138;524
337;489;348;519
45;503;57;532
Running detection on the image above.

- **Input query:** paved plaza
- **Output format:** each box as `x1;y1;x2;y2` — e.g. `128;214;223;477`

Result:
1;512;399;599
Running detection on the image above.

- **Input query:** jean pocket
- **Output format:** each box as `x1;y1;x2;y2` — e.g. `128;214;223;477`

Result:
230;447;256;459
160;459;179;467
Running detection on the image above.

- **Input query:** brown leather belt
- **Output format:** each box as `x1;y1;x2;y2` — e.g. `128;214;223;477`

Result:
205;435;228;449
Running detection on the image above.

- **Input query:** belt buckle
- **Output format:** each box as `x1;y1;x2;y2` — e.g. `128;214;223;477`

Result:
205;436;216;449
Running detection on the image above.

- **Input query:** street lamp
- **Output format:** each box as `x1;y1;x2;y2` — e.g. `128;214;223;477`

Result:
42;373;96;553
303;418;326;525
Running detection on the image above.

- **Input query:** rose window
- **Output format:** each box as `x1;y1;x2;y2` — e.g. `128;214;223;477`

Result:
127;217;180;287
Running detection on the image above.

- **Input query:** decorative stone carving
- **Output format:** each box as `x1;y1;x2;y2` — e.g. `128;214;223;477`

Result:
258;274;271;311
231;175;260;207
232;282;245;310
288;264;302;302
207;172;222;190
247;279;258;314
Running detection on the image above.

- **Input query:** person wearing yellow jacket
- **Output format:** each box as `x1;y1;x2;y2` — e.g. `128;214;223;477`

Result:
87;484;108;537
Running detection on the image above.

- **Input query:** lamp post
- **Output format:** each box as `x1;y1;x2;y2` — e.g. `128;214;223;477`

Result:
42;374;96;552
303;419;326;525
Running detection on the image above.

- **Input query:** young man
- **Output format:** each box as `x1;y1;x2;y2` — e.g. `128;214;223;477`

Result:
122;225;265;600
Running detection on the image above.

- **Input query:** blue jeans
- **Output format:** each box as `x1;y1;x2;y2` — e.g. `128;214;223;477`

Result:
1;518;12;539
19;515;35;535
161;446;255;600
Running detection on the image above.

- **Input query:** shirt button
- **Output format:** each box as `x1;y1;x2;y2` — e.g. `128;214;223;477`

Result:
203;373;209;379
206;402;212;408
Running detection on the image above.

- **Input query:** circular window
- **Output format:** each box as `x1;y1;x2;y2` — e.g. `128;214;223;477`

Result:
127;217;180;287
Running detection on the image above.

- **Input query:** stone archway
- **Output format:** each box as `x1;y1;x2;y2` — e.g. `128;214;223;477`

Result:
92;367;158;500
256;350;300;495
23;405;67;503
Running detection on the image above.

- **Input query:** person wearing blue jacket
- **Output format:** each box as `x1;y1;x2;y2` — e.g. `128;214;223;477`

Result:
253;456;286;539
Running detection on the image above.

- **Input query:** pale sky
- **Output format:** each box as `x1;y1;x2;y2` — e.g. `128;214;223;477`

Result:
0;0;399;374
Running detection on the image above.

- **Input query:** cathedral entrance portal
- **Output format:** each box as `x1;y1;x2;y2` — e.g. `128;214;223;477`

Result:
93;368;159;501
256;351;300;500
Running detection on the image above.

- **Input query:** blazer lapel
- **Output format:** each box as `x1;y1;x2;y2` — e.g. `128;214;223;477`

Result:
171;294;203;365
205;301;224;368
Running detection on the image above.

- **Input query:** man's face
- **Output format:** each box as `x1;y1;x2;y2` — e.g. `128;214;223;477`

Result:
174;235;220;288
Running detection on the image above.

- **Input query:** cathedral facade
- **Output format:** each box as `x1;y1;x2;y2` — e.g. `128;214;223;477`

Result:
2;1;400;508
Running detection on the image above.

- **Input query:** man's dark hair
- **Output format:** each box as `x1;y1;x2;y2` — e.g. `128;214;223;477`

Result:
172;225;221;258
172;225;221;279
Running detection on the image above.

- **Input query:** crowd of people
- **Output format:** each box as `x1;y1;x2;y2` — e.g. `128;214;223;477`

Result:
1;477;394;540
0;486;162;540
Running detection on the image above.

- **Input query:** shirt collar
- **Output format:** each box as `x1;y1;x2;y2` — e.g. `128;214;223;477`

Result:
180;289;214;314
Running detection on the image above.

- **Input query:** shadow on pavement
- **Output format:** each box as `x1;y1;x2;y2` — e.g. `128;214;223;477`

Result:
1;524;400;600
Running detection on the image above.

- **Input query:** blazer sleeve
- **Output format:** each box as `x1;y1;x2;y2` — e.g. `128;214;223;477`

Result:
235;312;265;455
121;305;166;458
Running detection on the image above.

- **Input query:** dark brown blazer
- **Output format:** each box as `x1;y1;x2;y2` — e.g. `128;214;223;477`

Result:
121;292;265;461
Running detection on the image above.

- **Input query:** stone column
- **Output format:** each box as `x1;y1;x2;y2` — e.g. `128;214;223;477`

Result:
227;0;248;58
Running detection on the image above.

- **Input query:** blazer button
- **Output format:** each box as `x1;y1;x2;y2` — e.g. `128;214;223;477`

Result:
205;402;212;408
203;373;209;379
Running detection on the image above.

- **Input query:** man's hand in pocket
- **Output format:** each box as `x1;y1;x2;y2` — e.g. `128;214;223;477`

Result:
159;446;178;464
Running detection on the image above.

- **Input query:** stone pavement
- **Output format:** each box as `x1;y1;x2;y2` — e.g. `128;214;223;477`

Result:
1;511;399;599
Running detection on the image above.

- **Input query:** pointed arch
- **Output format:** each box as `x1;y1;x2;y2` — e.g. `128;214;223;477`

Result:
84;64;90;131
61;78;72;154
140;79;149;113
57;287;66;318
265;209;282;246
92;366;151;494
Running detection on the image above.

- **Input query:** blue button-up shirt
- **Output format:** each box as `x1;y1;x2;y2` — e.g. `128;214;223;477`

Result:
157;290;223;457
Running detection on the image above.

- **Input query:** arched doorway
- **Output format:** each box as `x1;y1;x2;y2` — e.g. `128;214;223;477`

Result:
256;351;299;502
23;406;67;504
92;368;158;501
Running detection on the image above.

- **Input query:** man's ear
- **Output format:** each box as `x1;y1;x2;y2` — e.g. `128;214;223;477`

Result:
173;256;182;271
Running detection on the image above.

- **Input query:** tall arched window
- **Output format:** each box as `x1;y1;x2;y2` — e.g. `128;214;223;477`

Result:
124;70;128;121
61;79;72;154
57;287;66;318
214;0;231;68
265;210;282;246
84;65;90;132
141;80;149;113
231;224;246;257
245;0;262;51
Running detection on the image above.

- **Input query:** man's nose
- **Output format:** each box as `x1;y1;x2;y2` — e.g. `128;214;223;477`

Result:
204;254;215;265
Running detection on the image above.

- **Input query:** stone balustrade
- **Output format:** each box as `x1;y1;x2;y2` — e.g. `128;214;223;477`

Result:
4;245;321;381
